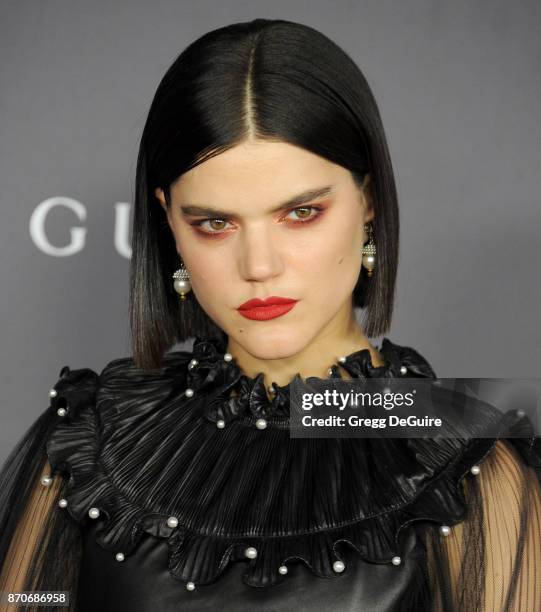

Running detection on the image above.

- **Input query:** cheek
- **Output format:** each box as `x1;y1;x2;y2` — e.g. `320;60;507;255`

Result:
182;251;234;313
295;225;362;290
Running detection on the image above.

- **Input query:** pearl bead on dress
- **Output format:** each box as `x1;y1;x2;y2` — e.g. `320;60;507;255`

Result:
188;359;198;370
216;419;225;429
49;389;58;398
278;565;288;575
391;556;401;565
244;547;258;559
255;418;267;430
88;507;100;519
57;407;67;417
223;353;233;362
167;516;179;528
337;356;347;364
58;498;68;508
400;365;408;375
470;465;481;475
41;475;53;486
333;560;345;573
185;388;194;398
115;552;125;562
439;525;451;536
186;582;195;591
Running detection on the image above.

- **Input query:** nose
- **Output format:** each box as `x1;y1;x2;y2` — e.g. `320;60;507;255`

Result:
237;226;284;282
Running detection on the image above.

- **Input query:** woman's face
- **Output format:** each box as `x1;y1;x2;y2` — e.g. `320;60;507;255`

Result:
156;139;374;359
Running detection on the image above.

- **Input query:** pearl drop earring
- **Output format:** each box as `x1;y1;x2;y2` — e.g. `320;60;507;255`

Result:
361;222;376;277
172;259;192;300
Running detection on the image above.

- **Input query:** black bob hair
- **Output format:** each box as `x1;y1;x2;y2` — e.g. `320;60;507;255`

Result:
129;18;399;370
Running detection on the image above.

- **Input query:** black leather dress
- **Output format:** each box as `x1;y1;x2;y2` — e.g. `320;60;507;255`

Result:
2;335;540;611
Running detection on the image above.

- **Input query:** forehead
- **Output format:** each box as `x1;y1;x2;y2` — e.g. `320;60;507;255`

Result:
171;140;348;209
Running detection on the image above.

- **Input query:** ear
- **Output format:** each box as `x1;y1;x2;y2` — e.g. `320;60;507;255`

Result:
360;174;375;223
155;187;167;212
155;187;177;238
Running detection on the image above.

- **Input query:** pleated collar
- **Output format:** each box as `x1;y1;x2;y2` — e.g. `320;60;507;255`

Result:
46;335;518;590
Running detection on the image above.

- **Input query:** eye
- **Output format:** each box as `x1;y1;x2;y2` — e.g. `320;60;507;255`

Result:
285;206;324;224
191;218;232;234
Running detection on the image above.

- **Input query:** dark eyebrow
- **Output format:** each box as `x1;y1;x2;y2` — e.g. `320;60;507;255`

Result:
179;185;335;218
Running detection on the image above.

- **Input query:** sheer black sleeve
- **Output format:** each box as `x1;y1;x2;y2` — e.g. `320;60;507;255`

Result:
424;438;541;611
0;366;100;612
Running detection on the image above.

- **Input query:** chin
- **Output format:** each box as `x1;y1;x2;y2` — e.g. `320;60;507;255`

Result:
235;327;310;360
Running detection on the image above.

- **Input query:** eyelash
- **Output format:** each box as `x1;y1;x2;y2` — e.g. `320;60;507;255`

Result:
189;205;325;236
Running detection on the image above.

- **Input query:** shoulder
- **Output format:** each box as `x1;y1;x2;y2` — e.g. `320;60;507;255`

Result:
48;348;194;415
45;348;195;464
44;346;196;486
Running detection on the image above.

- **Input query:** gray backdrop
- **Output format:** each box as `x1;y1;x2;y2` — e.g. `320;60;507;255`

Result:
1;0;540;463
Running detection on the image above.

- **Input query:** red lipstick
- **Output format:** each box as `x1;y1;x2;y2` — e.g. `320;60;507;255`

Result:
237;296;298;321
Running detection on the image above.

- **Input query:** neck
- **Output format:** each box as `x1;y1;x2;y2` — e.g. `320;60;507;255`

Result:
226;317;384;390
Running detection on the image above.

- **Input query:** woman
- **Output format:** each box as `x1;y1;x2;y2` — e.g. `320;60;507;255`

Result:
0;18;540;612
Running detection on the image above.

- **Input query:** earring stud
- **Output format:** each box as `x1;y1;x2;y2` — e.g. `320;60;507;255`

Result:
361;223;376;277
172;260;192;300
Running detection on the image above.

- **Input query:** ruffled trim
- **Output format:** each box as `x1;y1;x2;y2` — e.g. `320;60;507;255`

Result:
188;335;438;425
44;344;540;590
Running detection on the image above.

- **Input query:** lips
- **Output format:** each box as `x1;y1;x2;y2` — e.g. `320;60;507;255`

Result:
237;296;298;321
238;296;296;309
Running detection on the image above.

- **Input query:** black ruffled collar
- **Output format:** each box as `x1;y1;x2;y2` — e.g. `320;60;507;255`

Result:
186;335;437;425
46;335;538;591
